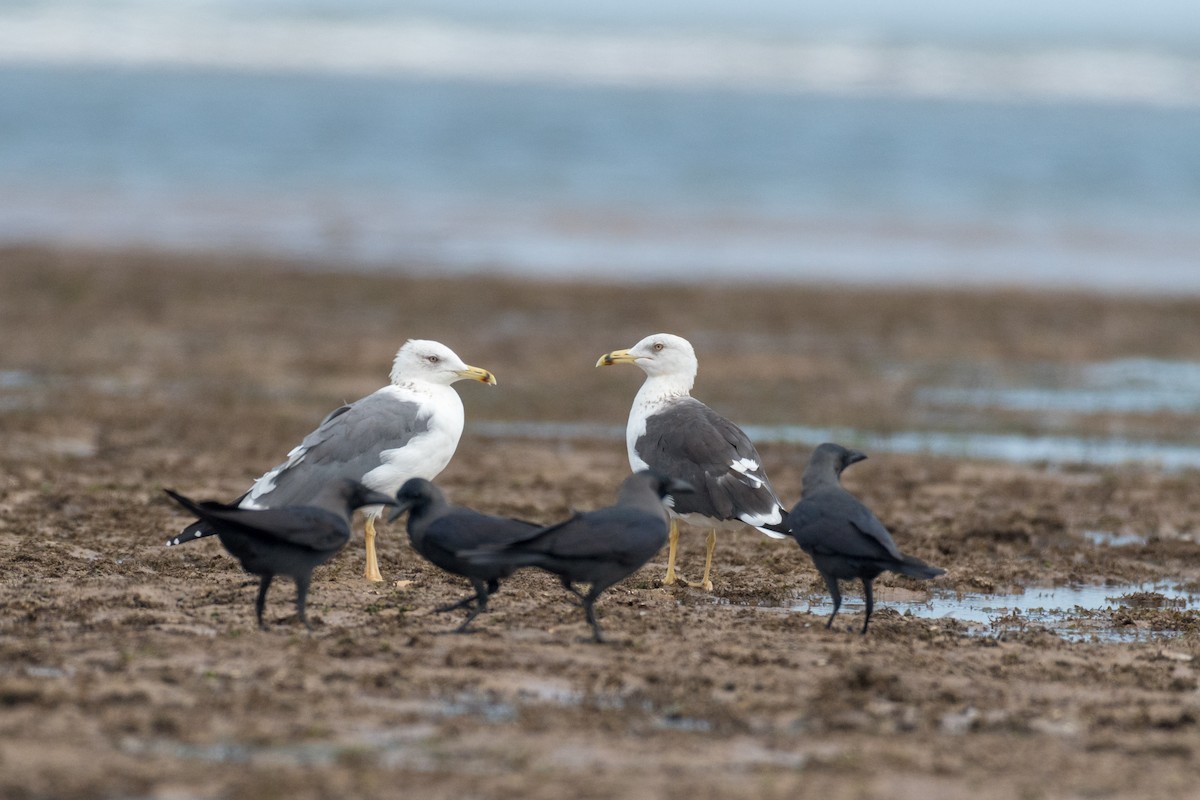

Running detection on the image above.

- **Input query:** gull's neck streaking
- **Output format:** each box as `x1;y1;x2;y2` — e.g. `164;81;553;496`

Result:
632;370;694;411
626;370;695;471
393;377;460;402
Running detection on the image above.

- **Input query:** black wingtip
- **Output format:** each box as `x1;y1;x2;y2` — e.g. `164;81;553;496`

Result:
761;519;791;536
163;494;214;547
164;528;204;547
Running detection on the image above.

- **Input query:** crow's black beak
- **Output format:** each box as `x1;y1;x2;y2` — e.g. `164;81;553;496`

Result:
361;489;401;509
387;497;415;523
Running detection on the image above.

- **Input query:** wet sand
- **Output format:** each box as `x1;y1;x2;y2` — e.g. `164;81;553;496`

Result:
3;246;1200;799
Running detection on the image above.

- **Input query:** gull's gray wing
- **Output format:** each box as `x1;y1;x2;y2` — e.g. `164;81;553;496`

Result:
243;391;428;510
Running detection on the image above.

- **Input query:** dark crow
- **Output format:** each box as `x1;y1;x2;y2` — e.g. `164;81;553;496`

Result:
462;470;693;642
787;443;945;634
387;478;541;631
165;478;399;630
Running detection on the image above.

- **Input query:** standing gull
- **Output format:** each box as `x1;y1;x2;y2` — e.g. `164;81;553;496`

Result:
167;339;496;582
596;333;788;591
463;470;692;642
787;443;945;634
388;478;541;632
165;479;399;629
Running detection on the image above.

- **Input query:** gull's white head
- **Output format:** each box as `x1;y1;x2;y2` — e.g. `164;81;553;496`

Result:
390;339;497;387
596;333;698;380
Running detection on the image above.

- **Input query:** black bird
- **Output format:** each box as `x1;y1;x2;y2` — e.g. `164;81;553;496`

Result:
463;470;693;643
786;443;945;634
387;478;541;632
165;479;399;630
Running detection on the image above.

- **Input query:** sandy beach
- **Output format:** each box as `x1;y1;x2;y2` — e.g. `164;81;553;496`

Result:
3;246;1200;799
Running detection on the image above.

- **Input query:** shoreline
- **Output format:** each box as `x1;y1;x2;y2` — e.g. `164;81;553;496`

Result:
7;239;1200;298
4;195;1200;296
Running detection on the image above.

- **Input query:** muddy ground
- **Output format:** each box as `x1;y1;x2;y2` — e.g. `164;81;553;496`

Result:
3;247;1200;799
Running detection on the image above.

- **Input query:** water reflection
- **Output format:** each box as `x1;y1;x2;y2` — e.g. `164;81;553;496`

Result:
474;420;1200;470
793;582;1199;642
918;358;1200;415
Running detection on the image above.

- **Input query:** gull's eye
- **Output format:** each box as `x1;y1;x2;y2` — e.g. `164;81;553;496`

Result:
652;342;664;352
427;355;440;363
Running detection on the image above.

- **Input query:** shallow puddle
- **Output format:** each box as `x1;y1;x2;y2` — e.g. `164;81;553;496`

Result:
475;420;1200;470
792;582;1200;642
0;369;40;411
744;425;1200;470
119;725;441;769
918;358;1200;415
1082;529;1149;547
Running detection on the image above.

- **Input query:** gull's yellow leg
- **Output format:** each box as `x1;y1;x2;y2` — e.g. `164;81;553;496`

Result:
363;515;384;582
681;527;715;592
663;518;682;585
698;529;716;592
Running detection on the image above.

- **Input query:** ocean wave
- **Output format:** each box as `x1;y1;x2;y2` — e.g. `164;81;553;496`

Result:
1;5;1199;106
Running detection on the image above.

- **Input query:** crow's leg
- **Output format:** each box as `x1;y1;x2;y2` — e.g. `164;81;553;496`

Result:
255;575;273;630
452;579;492;633
582;589;605;644
860;577;874;635
822;572;842;630
294;574;312;631
434;595;479;613
561;576;586;605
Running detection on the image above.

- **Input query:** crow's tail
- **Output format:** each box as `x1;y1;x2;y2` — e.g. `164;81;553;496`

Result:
459;546;544;569
893;553;946;580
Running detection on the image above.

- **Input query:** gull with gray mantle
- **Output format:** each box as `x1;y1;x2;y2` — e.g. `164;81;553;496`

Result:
596;333;789;591
166;339;496;582
787;443;945;634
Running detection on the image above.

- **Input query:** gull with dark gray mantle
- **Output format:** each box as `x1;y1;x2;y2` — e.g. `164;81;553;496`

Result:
596;333;789;591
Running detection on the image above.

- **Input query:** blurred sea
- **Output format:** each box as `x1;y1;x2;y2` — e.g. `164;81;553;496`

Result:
1;0;1199;290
